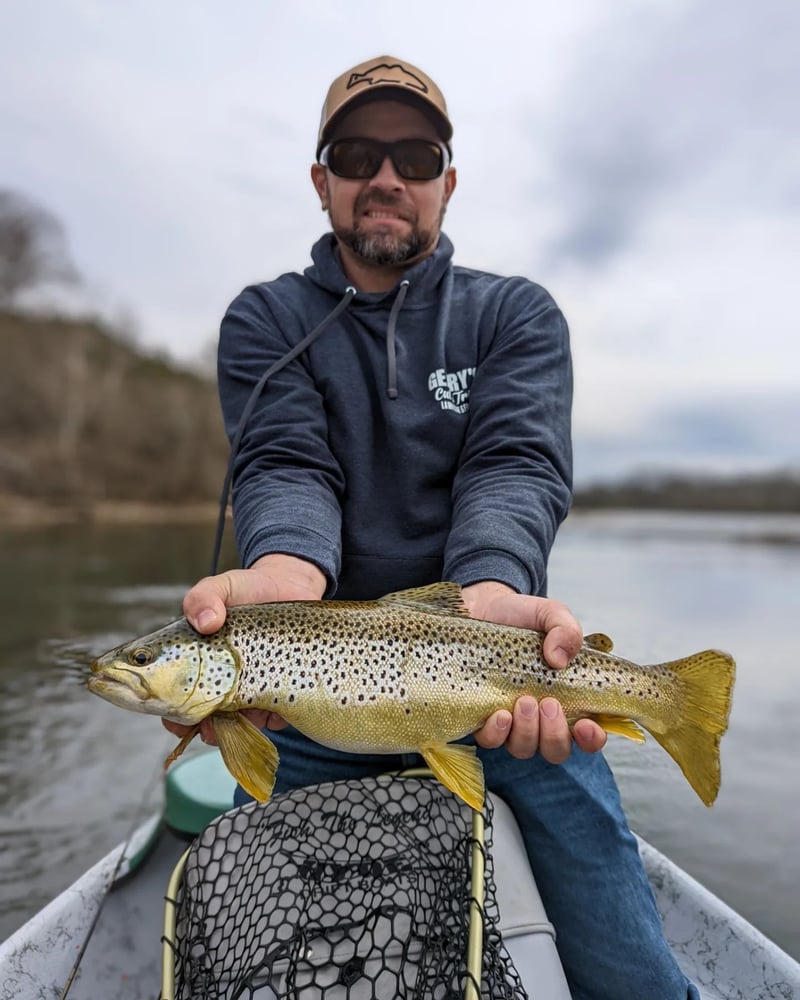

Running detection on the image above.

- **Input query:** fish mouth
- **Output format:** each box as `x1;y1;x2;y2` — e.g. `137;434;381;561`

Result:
87;663;152;700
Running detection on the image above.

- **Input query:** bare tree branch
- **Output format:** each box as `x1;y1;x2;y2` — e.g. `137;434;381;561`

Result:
0;189;80;307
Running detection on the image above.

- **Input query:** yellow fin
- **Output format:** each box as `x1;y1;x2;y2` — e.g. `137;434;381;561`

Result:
379;582;470;618
420;741;485;811
648;650;736;807
163;725;200;770
212;712;280;803
586;714;646;743
583;632;614;653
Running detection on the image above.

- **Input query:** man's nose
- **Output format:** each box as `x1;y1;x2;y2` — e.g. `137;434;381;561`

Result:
369;153;405;188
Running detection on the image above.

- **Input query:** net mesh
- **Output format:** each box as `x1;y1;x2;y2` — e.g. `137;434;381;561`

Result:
171;774;528;999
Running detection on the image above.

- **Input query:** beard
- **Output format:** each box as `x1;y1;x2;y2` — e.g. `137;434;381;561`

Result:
331;191;444;267
336;226;429;266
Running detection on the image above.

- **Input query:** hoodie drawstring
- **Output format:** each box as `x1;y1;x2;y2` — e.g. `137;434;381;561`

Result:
209;285;357;576
385;279;409;400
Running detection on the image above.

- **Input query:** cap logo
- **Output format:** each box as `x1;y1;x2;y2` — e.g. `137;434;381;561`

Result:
346;61;429;94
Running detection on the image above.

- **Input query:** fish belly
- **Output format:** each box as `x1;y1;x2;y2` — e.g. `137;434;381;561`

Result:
241;638;517;754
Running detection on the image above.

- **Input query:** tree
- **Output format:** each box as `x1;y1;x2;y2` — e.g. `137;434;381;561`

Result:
0;189;80;308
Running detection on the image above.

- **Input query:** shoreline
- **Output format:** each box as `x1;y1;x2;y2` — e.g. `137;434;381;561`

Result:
2;496;798;531
0;496;226;528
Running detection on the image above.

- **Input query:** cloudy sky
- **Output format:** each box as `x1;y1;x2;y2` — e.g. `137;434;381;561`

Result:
1;0;798;484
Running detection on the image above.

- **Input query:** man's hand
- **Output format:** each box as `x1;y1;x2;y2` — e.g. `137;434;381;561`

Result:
162;554;326;745
461;581;607;763
183;553;327;632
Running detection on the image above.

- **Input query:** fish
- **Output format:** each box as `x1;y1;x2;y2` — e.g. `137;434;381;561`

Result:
87;582;735;811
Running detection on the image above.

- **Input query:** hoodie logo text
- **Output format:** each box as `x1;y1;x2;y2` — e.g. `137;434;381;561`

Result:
427;367;475;414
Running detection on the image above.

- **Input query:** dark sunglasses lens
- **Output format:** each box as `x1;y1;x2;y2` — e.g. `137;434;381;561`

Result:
327;141;382;179
326;140;444;180
392;141;444;180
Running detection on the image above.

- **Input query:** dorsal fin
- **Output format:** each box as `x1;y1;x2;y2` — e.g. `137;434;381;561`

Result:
378;582;471;617
584;632;614;653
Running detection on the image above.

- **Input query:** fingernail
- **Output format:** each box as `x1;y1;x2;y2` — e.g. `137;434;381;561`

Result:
496;716;510;732
520;700;536;719
552;647;570;669
196;609;218;631
540;699;560;720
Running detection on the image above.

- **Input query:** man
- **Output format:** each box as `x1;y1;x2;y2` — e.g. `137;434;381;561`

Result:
170;56;697;1000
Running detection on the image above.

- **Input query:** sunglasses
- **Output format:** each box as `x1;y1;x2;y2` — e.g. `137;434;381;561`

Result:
319;138;449;181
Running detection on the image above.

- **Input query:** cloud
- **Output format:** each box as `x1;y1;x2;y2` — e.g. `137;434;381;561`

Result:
539;0;800;266
574;389;800;483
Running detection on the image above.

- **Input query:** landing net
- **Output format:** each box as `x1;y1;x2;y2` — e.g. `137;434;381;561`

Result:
168;774;527;999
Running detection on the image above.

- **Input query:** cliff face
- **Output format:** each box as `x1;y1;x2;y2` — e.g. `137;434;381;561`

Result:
0;311;229;504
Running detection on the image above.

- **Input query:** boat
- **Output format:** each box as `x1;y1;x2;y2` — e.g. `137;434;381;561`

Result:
1;751;798;1000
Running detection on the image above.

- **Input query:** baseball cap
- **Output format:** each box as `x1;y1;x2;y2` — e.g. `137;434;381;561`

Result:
316;55;453;159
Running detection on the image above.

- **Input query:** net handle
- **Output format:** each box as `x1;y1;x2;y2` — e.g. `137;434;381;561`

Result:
393;767;487;999
466;808;486;1000
161;846;191;1000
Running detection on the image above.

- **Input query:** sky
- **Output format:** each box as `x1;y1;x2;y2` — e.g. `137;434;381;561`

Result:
1;0;798;484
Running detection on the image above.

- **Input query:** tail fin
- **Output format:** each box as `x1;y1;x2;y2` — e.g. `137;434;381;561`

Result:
649;650;735;806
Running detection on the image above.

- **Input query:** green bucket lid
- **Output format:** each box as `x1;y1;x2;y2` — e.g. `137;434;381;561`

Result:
165;750;237;834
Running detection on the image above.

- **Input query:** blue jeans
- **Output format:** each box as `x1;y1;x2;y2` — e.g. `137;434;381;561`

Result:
234;729;699;1000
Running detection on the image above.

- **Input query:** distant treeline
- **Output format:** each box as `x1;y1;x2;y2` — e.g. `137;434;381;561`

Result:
574;472;800;513
1;309;797;514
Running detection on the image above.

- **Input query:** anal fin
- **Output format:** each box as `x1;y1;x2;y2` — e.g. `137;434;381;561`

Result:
586;714;647;744
212;712;280;802
420;742;485;811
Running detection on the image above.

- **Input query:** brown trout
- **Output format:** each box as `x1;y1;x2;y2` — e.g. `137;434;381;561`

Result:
87;583;735;810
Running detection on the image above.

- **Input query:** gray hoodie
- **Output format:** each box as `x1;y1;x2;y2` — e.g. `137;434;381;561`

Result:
218;232;572;600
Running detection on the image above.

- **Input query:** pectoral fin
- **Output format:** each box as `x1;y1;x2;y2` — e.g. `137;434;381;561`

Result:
163;725;201;770
420;742;485;811
585;714;647;744
212;712;280;802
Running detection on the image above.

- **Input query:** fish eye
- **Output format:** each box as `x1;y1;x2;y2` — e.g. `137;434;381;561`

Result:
130;647;153;666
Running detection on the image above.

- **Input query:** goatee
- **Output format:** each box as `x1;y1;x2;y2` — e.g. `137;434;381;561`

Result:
331;192;440;267
335;227;431;267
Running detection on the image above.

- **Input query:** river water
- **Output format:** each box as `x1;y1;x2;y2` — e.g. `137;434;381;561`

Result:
0;510;798;960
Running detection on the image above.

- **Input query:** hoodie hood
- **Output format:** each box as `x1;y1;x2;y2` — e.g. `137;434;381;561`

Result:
304;232;455;302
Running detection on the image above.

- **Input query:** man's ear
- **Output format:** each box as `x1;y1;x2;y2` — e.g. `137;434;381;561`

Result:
311;163;329;210
443;166;457;206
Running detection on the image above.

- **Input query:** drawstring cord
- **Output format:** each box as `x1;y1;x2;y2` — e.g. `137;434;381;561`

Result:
208;286;357;576
385;279;409;400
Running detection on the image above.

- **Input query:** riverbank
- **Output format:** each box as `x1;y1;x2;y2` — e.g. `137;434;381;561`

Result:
0;494;225;528
3;491;800;530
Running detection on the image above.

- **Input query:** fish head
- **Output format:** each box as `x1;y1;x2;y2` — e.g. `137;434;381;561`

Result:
88;618;239;725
